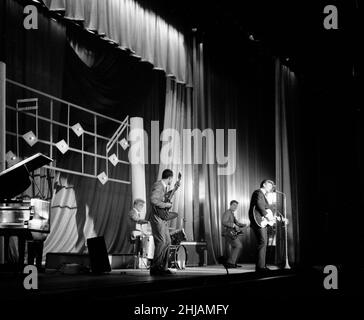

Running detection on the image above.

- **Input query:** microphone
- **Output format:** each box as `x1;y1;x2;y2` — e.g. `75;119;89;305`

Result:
274;188;285;195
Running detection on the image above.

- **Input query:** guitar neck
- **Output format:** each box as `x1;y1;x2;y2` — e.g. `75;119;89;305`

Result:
168;188;177;200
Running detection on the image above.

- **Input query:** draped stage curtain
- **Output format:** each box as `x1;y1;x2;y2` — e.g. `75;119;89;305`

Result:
275;58;300;266
156;78;194;237
43;0;192;85
191;41;276;264
2;0;66;96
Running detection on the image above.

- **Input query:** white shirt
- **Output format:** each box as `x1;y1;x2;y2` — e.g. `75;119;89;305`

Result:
161;179;168;192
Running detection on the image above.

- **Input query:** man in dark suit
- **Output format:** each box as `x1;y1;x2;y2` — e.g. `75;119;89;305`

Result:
222;200;246;268
149;169;174;275
248;179;275;273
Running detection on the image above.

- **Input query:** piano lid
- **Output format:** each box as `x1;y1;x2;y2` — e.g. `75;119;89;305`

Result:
0;153;53;200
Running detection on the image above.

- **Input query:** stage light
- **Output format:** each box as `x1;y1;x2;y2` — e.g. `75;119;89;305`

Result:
71;123;84;137
97;172;108;185
248;34;255;41
55;139;69;154
119;138;129;150
108;153;119;166
23;131;38;147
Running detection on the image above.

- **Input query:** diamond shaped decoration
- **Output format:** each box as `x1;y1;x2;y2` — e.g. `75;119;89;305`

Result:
71;123;84;137
97;172;108;185
55;139;69;154
108;153;119;166
5;150;19;167
119;138;129;150
22;131;38;147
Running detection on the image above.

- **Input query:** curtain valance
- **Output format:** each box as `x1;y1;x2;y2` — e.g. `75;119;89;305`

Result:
44;0;192;85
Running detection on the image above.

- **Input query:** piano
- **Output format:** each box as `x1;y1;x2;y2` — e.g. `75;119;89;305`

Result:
0;153;53;270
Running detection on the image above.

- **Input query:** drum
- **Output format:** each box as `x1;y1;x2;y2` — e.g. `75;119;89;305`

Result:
170;228;187;245
141;235;155;259
168;245;187;269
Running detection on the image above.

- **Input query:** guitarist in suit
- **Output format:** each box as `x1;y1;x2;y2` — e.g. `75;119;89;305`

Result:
248;179;275;273
222;200;246;268
149;169;175;276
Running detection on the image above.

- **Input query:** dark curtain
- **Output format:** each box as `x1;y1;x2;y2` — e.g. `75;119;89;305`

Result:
195;41;276;264
275;58;300;266
44;26;166;255
294;52;363;268
2;0;65;96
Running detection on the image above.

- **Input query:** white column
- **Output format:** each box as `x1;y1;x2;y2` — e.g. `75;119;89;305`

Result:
129;117;147;218
0;61;6;264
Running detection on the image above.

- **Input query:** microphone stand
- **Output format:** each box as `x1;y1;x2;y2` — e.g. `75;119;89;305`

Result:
275;190;290;269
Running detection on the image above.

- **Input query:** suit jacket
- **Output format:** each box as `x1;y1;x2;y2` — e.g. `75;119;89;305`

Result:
248;189;272;227
150;180;169;210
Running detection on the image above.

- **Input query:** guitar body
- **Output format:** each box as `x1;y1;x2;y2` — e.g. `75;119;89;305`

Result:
253;207;276;228
226;228;244;240
154;206;178;221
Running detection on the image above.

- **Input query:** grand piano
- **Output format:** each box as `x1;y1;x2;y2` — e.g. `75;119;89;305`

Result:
0;153;53;270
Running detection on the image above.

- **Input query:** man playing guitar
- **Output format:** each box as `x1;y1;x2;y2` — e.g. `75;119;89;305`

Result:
149;169;180;276
222;200;246;268
248;179;276;274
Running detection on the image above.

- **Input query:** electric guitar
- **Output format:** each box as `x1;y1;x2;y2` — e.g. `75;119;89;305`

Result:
253;207;278;228
154;172;182;221
227;225;246;240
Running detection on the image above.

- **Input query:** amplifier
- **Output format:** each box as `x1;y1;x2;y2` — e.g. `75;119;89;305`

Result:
180;241;207;267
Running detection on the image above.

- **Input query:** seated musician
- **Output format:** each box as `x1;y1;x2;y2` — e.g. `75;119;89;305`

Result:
222;200;246;268
128;199;151;256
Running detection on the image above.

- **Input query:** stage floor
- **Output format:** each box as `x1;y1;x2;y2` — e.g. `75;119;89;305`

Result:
1;263;362;313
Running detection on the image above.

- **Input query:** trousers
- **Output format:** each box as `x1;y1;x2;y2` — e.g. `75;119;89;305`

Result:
224;236;242;264
149;213;171;271
252;226;268;269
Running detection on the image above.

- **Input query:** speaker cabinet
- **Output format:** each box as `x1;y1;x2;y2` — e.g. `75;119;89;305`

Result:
180;241;207;267
86;236;111;273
